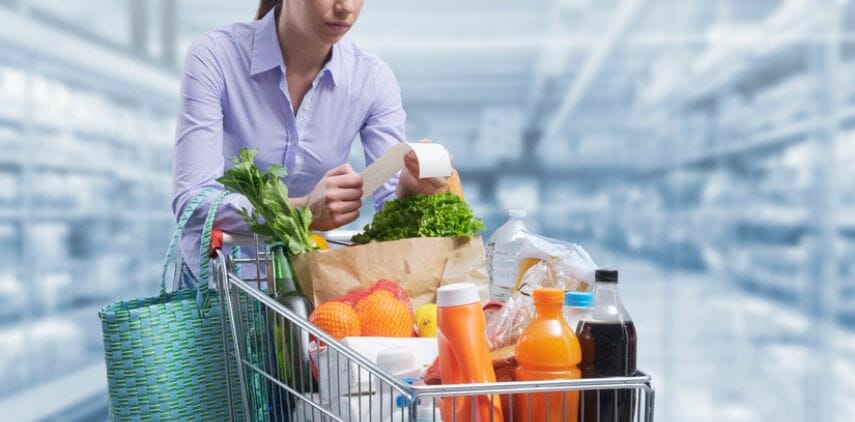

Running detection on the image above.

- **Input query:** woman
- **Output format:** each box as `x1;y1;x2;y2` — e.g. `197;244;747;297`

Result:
172;0;448;282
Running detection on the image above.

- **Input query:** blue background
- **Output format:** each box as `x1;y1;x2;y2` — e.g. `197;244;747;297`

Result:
0;0;852;420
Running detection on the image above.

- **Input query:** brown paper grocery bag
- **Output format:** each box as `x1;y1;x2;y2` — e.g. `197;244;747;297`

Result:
290;236;488;308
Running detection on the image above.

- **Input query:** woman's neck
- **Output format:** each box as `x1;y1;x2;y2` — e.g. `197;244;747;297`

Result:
277;11;331;77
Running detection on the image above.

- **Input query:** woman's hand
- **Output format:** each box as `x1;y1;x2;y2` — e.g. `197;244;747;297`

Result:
396;140;453;197
304;164;363;231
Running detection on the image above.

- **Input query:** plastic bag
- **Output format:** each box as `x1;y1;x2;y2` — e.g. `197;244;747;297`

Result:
513;232;598;292
485;234;597;350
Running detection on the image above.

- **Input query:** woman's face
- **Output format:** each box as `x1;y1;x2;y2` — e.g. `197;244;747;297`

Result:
284;0;364;45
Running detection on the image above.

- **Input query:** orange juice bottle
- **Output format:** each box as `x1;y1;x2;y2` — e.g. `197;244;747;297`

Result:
436;283;503;422
514;288;581;421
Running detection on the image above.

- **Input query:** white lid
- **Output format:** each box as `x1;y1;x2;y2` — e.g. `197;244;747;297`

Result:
417;404;442;421
376;347;417;376
509;209;527;218
436;283;480;308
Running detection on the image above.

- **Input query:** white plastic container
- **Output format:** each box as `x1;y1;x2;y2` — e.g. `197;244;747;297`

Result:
486;209;529;301
384;404;444;422
314;337;438;406
384;382;444;422
377;347;423;378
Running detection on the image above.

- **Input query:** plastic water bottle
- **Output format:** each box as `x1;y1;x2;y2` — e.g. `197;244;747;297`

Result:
563;291;593;332
486;209;529;302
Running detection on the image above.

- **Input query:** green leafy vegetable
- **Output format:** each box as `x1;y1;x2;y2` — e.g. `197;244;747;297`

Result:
352;192;485;243
216;148;318;254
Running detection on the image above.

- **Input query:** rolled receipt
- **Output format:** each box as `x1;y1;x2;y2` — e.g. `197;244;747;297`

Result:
360;142;453;202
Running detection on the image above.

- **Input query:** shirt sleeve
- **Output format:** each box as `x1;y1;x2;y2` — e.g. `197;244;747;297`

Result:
359;58;407;210
172;35;253;280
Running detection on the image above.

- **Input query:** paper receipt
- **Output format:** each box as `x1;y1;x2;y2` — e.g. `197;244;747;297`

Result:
359;142;453;202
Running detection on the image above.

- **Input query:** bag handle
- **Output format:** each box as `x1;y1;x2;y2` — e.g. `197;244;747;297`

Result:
159;188;215;296
197;190;229;310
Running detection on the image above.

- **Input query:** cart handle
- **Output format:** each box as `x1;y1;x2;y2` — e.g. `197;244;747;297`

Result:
209;229;359;256
208;230;256;257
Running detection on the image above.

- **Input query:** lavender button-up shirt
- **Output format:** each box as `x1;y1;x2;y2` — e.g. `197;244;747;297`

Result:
172;8;405;280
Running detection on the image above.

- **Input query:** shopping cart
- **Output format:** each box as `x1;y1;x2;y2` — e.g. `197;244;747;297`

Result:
212;232;655;422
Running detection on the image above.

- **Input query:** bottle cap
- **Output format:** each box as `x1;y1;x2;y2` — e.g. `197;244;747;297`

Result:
376;347;417;377
509;209;527;219
595;268;619;283
436;283;480;307
532;288;564;305
565;291;593;308
395;394;410;408
395;377;417;408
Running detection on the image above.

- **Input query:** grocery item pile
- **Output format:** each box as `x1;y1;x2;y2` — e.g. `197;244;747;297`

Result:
221;148;640;422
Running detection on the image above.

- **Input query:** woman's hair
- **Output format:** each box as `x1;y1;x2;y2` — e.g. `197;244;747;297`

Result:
255;0;281;20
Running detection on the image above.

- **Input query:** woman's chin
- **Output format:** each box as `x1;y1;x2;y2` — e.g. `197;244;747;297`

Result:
320;33;347;45
318;25;350;44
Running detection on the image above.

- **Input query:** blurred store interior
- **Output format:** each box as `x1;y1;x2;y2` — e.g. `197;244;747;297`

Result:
0;0;853;420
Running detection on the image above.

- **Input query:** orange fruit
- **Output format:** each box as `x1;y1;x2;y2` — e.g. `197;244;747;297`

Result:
308;301;361;340
338;279;413;315
354;291;414;337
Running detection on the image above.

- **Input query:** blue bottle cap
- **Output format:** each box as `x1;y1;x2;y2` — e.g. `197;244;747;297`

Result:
395;377;418;408
395;394;410;408
565;291;593;308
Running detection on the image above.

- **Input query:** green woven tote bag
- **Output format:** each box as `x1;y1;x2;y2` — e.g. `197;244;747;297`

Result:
99;189;249;421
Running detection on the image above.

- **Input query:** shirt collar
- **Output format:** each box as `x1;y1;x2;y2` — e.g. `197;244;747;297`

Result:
322;44;342;87
250;7;343;87
250;8;282;76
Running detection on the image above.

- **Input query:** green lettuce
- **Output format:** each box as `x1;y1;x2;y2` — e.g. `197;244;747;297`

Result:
352;192;485;243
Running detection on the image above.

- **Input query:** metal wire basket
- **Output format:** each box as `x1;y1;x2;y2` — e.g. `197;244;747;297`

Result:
212;233;655;421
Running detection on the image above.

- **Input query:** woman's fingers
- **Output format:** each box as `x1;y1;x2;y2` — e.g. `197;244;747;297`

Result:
307;163;366;231
404;155;420;178
333;209;360;226
402;147;448;193
424;176;446;189
332;198;362;213
331;172;363;189
327;163;355;176
404;150;418;165
331;186;363;201
404;143;453;178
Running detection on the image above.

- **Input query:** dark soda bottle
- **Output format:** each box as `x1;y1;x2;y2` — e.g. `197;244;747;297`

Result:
576;269;637;422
